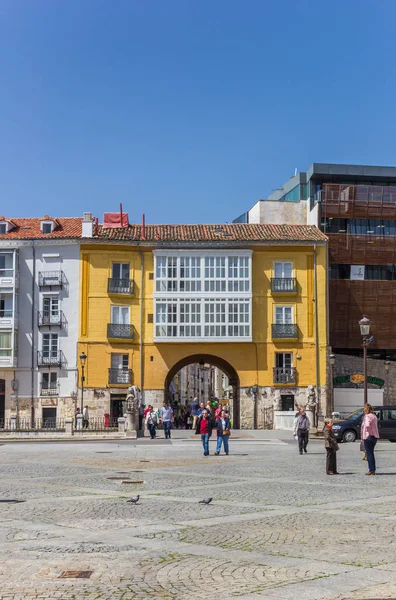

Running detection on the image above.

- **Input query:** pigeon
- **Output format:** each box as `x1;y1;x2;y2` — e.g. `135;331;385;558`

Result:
198;497;213;505
127;495;140;504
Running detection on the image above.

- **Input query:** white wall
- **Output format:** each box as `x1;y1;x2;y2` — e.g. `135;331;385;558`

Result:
248;200;307;225
15;242;80;414
334;388;383;415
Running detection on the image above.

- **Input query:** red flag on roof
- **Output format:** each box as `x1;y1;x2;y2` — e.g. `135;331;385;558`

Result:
103;212;129;228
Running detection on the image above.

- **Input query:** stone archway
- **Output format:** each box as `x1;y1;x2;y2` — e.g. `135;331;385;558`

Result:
164;354;240;428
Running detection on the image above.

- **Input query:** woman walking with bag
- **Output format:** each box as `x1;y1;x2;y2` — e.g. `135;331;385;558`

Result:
362;403;380;475
215;409;231;456
324;419;339;475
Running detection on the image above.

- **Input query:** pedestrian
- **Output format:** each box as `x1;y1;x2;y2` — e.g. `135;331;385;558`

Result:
324;419;339;475
160;402;173;439
145;406;157;439
190;397;200;429
215;403;223;421
293;407;310;455
197;402;205;417
138;403;144;430
215;409;231;455
82;405;89;429
206;401;213;415
75;407;80;428
362;403;380;475
195;409;212;456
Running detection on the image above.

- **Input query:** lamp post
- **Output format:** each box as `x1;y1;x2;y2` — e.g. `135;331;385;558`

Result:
79;352;87;412
384;360;390;403
329;353;336;417
359;316;372;406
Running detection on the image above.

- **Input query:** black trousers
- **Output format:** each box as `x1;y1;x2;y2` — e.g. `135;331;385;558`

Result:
297;430;309;452
326;448;337;474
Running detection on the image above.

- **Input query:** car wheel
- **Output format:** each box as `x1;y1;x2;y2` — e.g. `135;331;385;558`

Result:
342;429;357;443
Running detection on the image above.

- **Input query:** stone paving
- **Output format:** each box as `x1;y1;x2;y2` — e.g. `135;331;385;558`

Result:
1;434;396;598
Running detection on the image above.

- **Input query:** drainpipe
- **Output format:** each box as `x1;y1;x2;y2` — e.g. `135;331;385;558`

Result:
313;244;320;427
136;244;144;405
31;243;36;423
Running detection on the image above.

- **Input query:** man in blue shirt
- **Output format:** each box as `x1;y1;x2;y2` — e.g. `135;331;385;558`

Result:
160;402;173;439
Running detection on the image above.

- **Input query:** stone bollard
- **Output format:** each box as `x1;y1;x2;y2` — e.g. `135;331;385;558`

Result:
76;413;83;431
65;417;73;436
118;417;126;433
10;414;17;431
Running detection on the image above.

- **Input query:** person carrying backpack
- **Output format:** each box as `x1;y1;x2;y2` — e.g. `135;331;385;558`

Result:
293;407;310;455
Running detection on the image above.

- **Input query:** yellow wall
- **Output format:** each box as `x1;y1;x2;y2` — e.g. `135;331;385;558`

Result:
79;243;327;393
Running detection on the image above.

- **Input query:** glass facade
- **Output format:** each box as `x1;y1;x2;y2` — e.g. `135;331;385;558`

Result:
154;251;252;341
323;218;396;235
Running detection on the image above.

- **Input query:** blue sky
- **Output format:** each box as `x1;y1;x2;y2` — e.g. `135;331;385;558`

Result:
1;0;395;224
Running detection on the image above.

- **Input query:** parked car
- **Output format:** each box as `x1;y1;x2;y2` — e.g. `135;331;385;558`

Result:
332;406;396;443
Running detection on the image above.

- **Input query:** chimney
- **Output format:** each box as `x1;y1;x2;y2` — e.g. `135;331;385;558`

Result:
82;212;93;238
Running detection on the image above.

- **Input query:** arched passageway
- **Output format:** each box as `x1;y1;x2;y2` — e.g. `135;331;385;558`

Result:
164;354;240;428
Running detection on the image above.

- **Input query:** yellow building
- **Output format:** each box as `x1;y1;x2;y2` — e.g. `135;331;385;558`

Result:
79;222;328;428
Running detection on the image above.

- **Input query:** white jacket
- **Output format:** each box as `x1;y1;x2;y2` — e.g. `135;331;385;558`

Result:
293;413;310;435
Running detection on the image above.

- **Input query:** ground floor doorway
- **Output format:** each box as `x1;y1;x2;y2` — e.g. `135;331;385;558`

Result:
0;379;4;425
110;394;126;422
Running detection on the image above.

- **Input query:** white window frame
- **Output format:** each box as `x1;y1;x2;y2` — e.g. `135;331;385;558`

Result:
42;296;60;322
41;372;58;391
274;261;293;279
275;352;293;368
111;305;130;324
112;263;130;279
40;221;55;234
0;223;7;235
274;305;294;324
42;333;59;357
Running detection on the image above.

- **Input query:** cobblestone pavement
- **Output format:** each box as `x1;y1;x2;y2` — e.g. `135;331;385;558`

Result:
1;436;396;598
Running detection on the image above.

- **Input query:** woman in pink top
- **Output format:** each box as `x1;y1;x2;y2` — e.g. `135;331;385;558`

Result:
362;404;380;475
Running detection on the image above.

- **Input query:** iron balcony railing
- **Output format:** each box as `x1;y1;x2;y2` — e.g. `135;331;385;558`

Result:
38;271;64;288
273;367;297;384
74;417;118;432
271;278;297;293
0;309;13;318
38;310;65;328
272;324;298;339
0;418;65;431
107;323;134;339
108;368;133;385
107;278;134;295
40;387;59;396
37;350;65;367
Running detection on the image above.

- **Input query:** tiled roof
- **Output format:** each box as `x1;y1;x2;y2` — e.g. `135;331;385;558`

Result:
96;223;327;243
0;217;83;239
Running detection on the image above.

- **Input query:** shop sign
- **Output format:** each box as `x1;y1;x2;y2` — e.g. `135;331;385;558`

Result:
333;374;384;388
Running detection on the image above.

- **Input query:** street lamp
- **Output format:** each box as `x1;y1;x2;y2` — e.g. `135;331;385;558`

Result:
359;316;372;406
385;360;390;403
79;352;87;412
329;354;336;417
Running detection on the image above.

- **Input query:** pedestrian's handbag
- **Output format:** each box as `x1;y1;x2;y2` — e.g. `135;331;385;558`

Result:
223;428;231;437
360;440;365;452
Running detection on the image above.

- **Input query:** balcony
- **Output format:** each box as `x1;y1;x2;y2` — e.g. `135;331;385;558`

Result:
38;310;65;328
108;278;134;295
273;367;297;384
107;323;134;340
272;324;298;339
37;351;64;368
40;387;58;396
0;353;16;368
271;278;297;294
0;310;15;329
38;271;64;288
108;368;133;385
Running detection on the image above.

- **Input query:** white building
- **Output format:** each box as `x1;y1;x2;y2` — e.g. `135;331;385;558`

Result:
0;215;86;424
